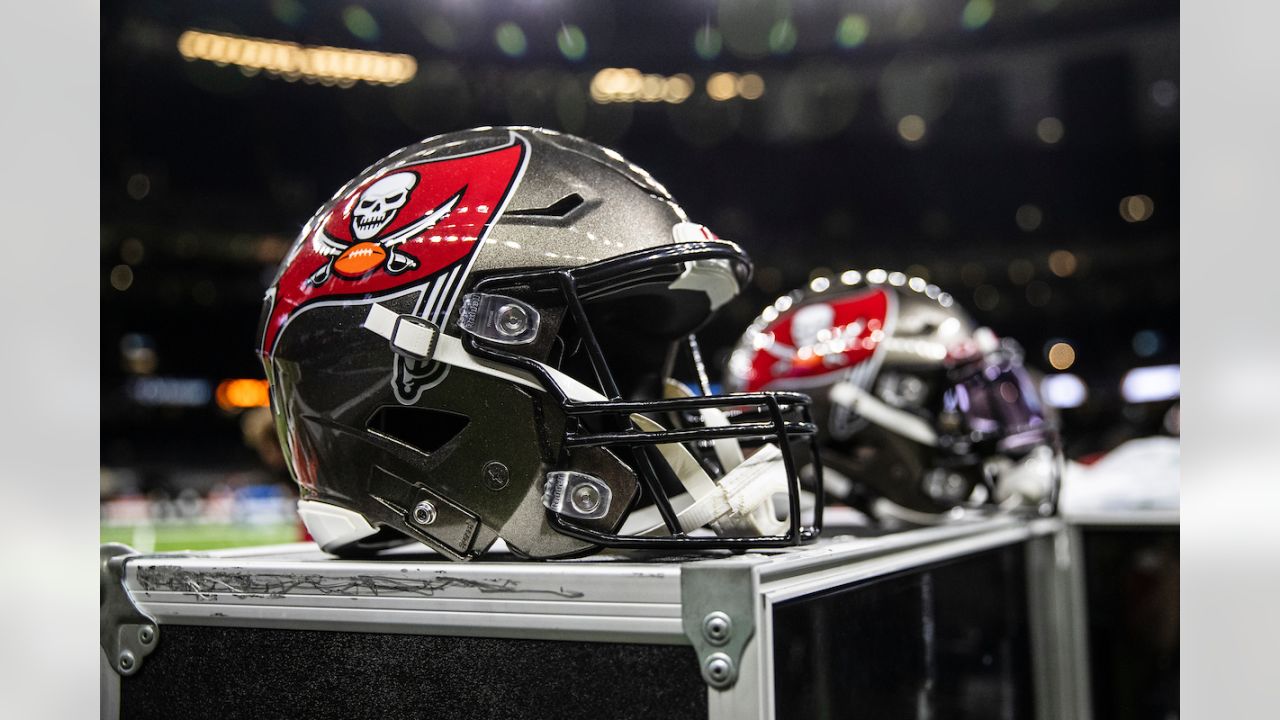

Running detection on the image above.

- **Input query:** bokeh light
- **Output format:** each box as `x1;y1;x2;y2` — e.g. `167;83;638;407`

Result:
1048;249;1078;277
694;25;723;60
1041;373;1087;409
737;72;765;100
269;0;305;26
1008;258;1034;284
1047;341;1076;370
1133;329;1162;357
1151;79;1178;109
1036;116;1064;144
974;284;999;310
1026;280;1052;307
121;238;145;265
177;29;416;86
557;24;587;61
110;265;134;291
1121;365;1179;403
591;68;694;104
215;379;271;410
495;22;527;58
126;173;150;200
665;74;695;103
897;114;927;142
707;72;738;101
1016;203;1042;231
1120;194;1155;222
835;14;870;49
342;5;380;43
768;18;797;54
961;0;995;30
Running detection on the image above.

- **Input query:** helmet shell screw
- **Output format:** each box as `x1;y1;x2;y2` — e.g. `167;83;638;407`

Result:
495;303;530;337
412;500;438;526
483;461;509;491
571;484;601;514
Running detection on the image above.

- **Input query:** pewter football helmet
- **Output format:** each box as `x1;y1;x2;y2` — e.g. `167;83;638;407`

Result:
726;270;1059;518
258;127;821;560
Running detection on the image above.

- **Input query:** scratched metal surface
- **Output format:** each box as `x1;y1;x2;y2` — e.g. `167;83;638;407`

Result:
121;548;691;644
118;516;1046;647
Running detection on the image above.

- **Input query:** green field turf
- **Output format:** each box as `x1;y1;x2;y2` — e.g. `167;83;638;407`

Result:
100;522;303;551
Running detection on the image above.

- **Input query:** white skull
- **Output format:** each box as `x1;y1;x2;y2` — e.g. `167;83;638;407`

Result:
352;172;418;240
791;303;835;348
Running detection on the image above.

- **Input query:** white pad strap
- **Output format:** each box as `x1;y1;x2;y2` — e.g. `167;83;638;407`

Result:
701;407;747;472
830;381;939;447
663;379;746;473
619;444;790;537
391;317;438;359
363;303;607;403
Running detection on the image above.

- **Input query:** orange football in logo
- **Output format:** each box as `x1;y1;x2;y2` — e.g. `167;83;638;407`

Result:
333;242;387;278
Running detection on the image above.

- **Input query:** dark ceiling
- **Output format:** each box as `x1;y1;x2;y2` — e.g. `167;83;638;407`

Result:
102;0;1178;472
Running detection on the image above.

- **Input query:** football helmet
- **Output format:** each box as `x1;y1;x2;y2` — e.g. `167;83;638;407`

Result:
258;127;821;560
726;269;1059;518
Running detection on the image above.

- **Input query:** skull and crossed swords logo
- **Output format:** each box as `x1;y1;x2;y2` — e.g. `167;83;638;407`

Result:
308;171;461;287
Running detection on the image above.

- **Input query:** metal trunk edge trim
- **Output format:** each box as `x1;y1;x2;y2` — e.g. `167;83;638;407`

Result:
101;543;161;677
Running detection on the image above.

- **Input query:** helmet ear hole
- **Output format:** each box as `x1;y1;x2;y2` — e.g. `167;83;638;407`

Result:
366;406;470;455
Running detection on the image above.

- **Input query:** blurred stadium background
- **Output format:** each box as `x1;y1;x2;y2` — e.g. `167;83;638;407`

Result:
101;0;1177;549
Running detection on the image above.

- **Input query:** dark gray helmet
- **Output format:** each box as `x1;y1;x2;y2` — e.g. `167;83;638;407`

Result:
725;269;1060;518
258;127;821;560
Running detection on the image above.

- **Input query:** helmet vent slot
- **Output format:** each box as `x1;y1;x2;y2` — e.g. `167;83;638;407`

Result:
505;193;585;218
366;406;470;455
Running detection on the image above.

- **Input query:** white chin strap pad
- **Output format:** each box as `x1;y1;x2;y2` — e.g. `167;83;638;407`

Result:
699;406;747;473
991;445;1057;506
619;442;791;538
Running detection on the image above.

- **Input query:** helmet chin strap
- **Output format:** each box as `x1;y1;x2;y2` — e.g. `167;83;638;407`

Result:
662;379;746;473
618;415;790;537
989;445;1058;508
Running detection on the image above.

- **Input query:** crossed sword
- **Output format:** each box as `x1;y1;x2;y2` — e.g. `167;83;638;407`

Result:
308;191;462;287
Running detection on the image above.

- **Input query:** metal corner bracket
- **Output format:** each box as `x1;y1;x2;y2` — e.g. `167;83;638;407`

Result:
680;556;767;691
101;543;159;676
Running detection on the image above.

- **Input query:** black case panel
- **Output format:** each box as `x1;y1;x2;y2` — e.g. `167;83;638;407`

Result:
121;626;707;720
1082;527;1179;720
772;543;1033;720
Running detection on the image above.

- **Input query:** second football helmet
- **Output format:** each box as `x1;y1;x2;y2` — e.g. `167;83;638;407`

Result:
726;270;1059;518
